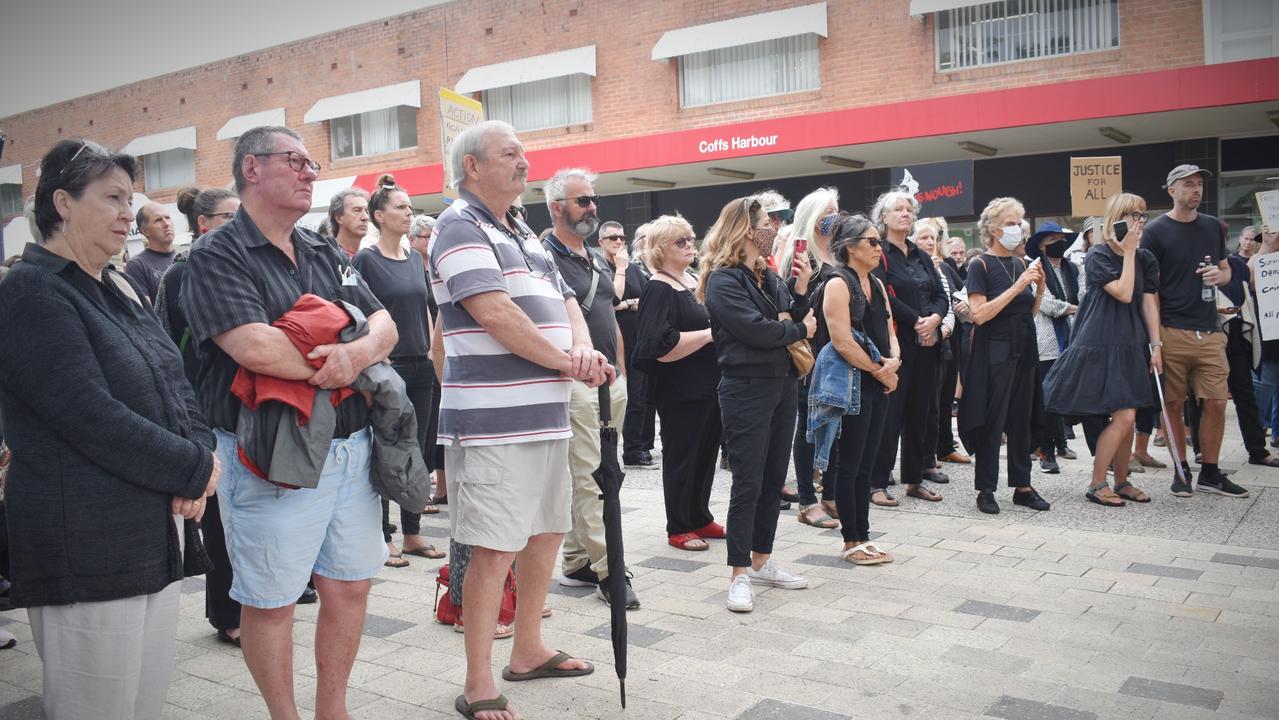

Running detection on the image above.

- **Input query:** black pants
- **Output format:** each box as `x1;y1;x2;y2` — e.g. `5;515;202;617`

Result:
935;334;961;457
1187;321;1268;460
201;495;241;631
383;356;434;541
622;369;658;463
873;343;940;488
835;379;888;543
1035;359;1067;459
426;374;444;473
794;378;836;506
973;349;1037;493
720;376;797;568
658;396;722;535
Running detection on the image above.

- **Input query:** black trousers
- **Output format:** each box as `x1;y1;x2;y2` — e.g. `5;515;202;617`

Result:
1035;359;1067;459
201;495;241;631
622;369;658;462
873;343;940;488
835;379;888;543
720;376;797;568
973;349;1037;493
794;378;836;506
382;356;434;541
935;334;961;457
1187;320;1267;460
658;396;722;535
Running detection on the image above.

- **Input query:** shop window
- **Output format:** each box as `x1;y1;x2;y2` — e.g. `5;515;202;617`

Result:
936;0;1119;72
1204;0;1279;64
678;35;820;108
142;148;195;192
1;184;21;215
330;106;418;161
1220;172;1279;236
483;75;592;133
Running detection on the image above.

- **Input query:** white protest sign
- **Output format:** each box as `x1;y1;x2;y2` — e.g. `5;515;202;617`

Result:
1257;190;1279;230
1254;253;1279;341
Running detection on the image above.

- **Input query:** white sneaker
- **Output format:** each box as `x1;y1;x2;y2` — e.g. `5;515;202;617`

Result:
726;575;754;612
747;560;808;589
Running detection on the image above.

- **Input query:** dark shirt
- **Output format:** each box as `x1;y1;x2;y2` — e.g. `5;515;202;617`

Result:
0;244;214;608
543;234;619;365
611;261;648;360
634;278;719;402
353;247;431;358
181;208;384;436
125;247;176;303
704;265;808;378
872;239;949;341
1140;212;1227;332
966;253;1035;316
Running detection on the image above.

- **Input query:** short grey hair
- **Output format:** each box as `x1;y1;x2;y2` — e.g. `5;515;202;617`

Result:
543;168;598;213
1241;225;1258;238
233;126;301;192
870;189;920;235
327;187;370;236
448;120;516;190
599;220;623;236
409;214;437;238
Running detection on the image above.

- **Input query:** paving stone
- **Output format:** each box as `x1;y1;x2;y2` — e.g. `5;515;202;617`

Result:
181;577;206;595
585;622;672;648
636;555;712;573
1126;563;1203;581
0;696;44;720
547;582;596;598
1119;677;1225;711
1210;553;1279;570
954;599;1040;623
794;553;857;569
983;695;1098;720
360;613;415;639
737;697;850;720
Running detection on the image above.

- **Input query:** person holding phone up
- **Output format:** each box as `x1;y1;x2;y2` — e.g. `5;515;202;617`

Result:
1044;193;1162;506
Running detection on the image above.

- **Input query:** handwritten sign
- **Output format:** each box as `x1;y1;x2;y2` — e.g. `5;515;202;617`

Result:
1257;190;1279;230
439;88;483;201
1070;157;1122;217
1255;253;1279;340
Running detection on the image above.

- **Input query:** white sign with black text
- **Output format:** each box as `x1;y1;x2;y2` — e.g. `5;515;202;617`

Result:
1254;253;1279;341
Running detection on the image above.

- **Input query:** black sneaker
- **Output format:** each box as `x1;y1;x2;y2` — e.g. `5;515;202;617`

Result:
1170;470;1194;497
297;586;318;605
624;456;658;469
595;575;640;610
1197;470;1249;498
976;491;1000;515
1039;458;1060;474
559;565;600;587
1057;445;1078;460
1013;488;1051;511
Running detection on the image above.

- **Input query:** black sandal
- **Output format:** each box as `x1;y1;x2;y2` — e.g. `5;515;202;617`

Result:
1112;481;1151;503
1085;485;1125;507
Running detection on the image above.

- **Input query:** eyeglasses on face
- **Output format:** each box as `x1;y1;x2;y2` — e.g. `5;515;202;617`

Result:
560;195;599;209
1126;211;1150;222
254;151;321;175
672;237;695;249
601;234;626;242
202;211;237;221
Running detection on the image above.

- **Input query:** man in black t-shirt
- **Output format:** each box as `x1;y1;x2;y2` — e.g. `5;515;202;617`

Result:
1140;164;1249;498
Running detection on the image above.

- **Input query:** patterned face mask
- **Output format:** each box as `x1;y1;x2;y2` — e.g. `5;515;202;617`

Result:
751;226;778;256
818;212;840;237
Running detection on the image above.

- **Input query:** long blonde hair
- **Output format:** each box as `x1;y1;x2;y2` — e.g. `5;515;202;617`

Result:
697;196;766;303
1102;192;1147;246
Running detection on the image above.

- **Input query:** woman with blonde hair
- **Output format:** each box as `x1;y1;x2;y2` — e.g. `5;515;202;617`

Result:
701;196;815;613
958;197;1051;514
913;218;970;468
1045;193;1162;506
635;215;722;550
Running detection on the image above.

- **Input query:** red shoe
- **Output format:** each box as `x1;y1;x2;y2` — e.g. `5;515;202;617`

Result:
693;521;726;539
668;532;709;551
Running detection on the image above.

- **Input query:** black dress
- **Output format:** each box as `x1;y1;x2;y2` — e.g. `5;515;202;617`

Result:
1044;245;1159;416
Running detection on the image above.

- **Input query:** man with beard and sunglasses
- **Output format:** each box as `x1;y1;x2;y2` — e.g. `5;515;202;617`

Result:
541;168;639;609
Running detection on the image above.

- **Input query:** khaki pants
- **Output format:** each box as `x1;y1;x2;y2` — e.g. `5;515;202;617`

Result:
563;378;628;579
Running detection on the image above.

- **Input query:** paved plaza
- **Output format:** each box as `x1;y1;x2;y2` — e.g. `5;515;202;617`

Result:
2;417;1277;720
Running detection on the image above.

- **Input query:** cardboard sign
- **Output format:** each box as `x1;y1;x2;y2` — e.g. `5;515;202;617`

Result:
439;88;483;201
1255;253;1279;341
1257;190;1279;230
890;160;974;217
1070;156;1122;217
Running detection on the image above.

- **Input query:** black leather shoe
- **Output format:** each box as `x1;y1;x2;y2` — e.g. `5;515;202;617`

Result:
976;491;1000;515
297;587;318;605
1013;488;1051;511
1039;458;1060;474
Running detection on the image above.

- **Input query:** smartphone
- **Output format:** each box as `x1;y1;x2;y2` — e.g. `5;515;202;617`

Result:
792;238;808;277
1113;220;1129;243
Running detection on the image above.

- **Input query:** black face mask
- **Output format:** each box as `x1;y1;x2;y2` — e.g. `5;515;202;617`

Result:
1043;241;1066;259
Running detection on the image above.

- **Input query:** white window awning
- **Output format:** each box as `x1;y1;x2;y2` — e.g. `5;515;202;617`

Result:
455;45;597;94
309;176;359;211
217;108;287;140
122;126;197;157
304;80;421;124
909;0;985;14
651;2;827;60
0;164;21;186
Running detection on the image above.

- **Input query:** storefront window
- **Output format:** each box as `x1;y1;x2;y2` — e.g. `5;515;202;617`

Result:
1220;171;1279;241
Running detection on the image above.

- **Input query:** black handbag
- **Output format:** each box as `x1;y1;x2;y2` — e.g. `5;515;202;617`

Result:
183;519;214;577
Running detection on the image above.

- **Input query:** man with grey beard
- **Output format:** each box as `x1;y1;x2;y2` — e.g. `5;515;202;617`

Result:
541;168;638;609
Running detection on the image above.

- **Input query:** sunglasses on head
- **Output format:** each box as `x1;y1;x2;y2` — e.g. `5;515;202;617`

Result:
767;208;794;224
58;140;111;176
562;195;599;209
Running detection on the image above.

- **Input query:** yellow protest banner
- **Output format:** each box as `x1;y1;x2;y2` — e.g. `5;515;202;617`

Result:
439;88;483;200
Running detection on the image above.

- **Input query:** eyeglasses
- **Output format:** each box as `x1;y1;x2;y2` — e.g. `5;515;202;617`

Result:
601;234;626;242
253;151;321;175
672;237;695;249
855;237;881;247
509;205;528;219
202;211;236;221
1126;211;1150;222
58;140;109;176
560;195;599;208
767;209;795;224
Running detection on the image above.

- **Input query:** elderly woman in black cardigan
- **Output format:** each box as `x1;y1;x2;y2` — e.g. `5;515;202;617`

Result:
0;140;220;720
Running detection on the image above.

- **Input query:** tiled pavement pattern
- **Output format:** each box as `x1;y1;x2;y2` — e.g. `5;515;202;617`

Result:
2;415;1278;719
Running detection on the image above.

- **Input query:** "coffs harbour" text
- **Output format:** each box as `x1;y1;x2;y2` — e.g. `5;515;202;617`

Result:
698;134;780;154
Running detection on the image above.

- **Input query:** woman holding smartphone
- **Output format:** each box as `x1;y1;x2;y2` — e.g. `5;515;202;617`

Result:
1044;193;1161;506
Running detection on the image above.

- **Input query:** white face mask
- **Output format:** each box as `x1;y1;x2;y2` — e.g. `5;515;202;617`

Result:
997;224;1023;250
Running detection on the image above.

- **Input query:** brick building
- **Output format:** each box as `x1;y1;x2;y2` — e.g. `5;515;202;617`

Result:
2;0;1277;255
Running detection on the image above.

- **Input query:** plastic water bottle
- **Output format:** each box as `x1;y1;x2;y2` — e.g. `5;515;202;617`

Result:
1201;256;1215;302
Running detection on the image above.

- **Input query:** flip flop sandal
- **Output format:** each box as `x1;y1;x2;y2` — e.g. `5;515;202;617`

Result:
842;542;893;565
501;650;594;682
669;532;709;551
1085;486;1126;507
797;504;838;529
906;486;942;502
1112;481;1151;503
455;694;509;720
1134;454;1167;469
404;545;446;559
423;499;441;514
871;490;899;507
384;553;410;568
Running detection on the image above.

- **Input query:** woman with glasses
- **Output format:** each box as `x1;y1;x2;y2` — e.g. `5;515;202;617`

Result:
354;174;444;565
916;218;971;466
0;140;220;719
1045;194;1161;506
635;215;722;551
601;221;658;468
700;196;815;613
407;214;449;506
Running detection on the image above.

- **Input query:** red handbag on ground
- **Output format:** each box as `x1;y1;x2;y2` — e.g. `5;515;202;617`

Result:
434;564;517;626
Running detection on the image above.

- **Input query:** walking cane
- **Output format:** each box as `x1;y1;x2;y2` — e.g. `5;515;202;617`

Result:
1150;350;1188;486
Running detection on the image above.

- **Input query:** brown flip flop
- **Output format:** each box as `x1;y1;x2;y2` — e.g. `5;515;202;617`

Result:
501;650;594;682
455;694;508;719
403;545;446;559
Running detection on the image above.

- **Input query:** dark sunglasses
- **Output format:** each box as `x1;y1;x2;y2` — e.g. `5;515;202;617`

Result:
854;236;881;247
673;237;695;248
562;195;599;208
601;234;626;242
767;208;794;224
58;140;110;176
253;151;321;174
510;205;528;218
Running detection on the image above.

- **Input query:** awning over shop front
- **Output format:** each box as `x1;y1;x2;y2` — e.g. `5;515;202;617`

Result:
0;164;21;186
908;0;986;15
121;126;197;157
303;80;421;124
217;108;287;140
651;2;828;60
455;45;597;94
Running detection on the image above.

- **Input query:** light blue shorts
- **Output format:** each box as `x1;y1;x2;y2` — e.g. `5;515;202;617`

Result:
214;428;388;609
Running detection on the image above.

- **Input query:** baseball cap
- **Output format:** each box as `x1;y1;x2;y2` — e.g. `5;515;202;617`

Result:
1164;164;1212;188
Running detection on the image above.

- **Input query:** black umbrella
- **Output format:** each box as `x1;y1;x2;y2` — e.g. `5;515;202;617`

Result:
591;383;628;708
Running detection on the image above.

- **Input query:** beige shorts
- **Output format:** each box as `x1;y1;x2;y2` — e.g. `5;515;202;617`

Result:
1161;326;1229;402
445;438;572;552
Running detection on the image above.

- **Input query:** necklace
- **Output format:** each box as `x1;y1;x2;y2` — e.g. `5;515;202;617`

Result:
991;253;1019;287
655;269;693;290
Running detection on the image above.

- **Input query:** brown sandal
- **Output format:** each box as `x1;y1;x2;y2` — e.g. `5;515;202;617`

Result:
1085;485;1126;507
871;490;899;507
905;485;942;502
820;499;840;520
797;504;838;529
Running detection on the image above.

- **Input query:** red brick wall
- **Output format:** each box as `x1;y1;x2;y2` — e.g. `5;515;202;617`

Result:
0;0;1206;209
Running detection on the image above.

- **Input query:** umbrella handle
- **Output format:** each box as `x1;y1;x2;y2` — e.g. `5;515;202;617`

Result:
598;384;612;426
